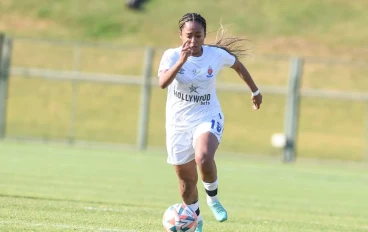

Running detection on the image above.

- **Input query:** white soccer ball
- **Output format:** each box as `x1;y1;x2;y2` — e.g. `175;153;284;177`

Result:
162;203;198;232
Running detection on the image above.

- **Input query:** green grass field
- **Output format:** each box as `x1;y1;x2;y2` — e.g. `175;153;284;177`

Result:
0;142;367;232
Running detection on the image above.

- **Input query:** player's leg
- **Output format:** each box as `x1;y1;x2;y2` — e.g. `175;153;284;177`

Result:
193;114;227;222
174;160;204;232
195;132;227;222
167;130;203;231
174;159;198;204
174;160;202;219
194;132;218;183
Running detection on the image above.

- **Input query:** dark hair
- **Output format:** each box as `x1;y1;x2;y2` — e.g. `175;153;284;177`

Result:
178;13;249;59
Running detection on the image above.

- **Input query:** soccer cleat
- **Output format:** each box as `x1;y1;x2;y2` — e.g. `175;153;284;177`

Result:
195;220;203;232
208;200;228;222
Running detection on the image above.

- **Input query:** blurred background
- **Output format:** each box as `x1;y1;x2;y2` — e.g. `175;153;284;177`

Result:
1;0;367;162
1;1;368;231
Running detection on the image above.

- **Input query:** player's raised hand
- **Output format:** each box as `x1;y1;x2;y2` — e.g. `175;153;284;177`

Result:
179;39;192;64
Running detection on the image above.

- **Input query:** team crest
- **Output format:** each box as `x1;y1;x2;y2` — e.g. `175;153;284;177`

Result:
206;66;213;78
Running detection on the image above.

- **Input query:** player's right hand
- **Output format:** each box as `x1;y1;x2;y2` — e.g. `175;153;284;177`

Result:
179;39;192;64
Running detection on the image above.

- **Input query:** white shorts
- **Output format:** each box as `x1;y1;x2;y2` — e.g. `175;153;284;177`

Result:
166;112;225;165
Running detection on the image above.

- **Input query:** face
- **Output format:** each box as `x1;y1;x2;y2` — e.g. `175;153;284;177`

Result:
180;21;205;56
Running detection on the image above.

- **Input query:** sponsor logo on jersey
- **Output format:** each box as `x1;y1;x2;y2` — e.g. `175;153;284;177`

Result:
206;66;213;78
173;90;211;105
178;68;185;74
189;84;199;94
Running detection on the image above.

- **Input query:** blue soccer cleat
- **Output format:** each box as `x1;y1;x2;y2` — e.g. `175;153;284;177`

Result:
195;220;203;232
208;200;228;222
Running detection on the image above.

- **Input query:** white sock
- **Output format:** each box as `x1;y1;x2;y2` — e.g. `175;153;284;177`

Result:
203;178;219;204
187;200;202;221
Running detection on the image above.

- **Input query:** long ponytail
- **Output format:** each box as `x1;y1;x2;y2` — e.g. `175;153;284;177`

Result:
207;23;250;59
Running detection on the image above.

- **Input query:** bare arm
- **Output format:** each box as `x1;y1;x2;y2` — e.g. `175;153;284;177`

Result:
158;61;185;89
159;39;192;89
231;59;258;92
231;59;263;109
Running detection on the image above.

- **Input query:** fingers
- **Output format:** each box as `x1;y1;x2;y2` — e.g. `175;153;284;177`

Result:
251;95;262;110
182;39;191;49
181;39;193;59
181;39;190;51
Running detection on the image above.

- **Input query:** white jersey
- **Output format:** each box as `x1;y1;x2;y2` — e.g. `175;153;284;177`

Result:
158;45;236;130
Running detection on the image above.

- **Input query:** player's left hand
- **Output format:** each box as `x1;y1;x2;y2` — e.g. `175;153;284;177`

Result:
252;93;262;110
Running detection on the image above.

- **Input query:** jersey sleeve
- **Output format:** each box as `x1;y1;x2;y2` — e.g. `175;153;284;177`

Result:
158;49;177;77
219;48;236;68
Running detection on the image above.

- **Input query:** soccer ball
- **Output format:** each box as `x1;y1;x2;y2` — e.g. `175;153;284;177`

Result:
162;203;198;232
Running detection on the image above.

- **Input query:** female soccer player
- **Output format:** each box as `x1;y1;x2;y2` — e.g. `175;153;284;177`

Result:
158;13;262;231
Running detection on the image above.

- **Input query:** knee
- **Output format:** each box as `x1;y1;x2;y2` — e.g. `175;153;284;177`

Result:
195;152;213;167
